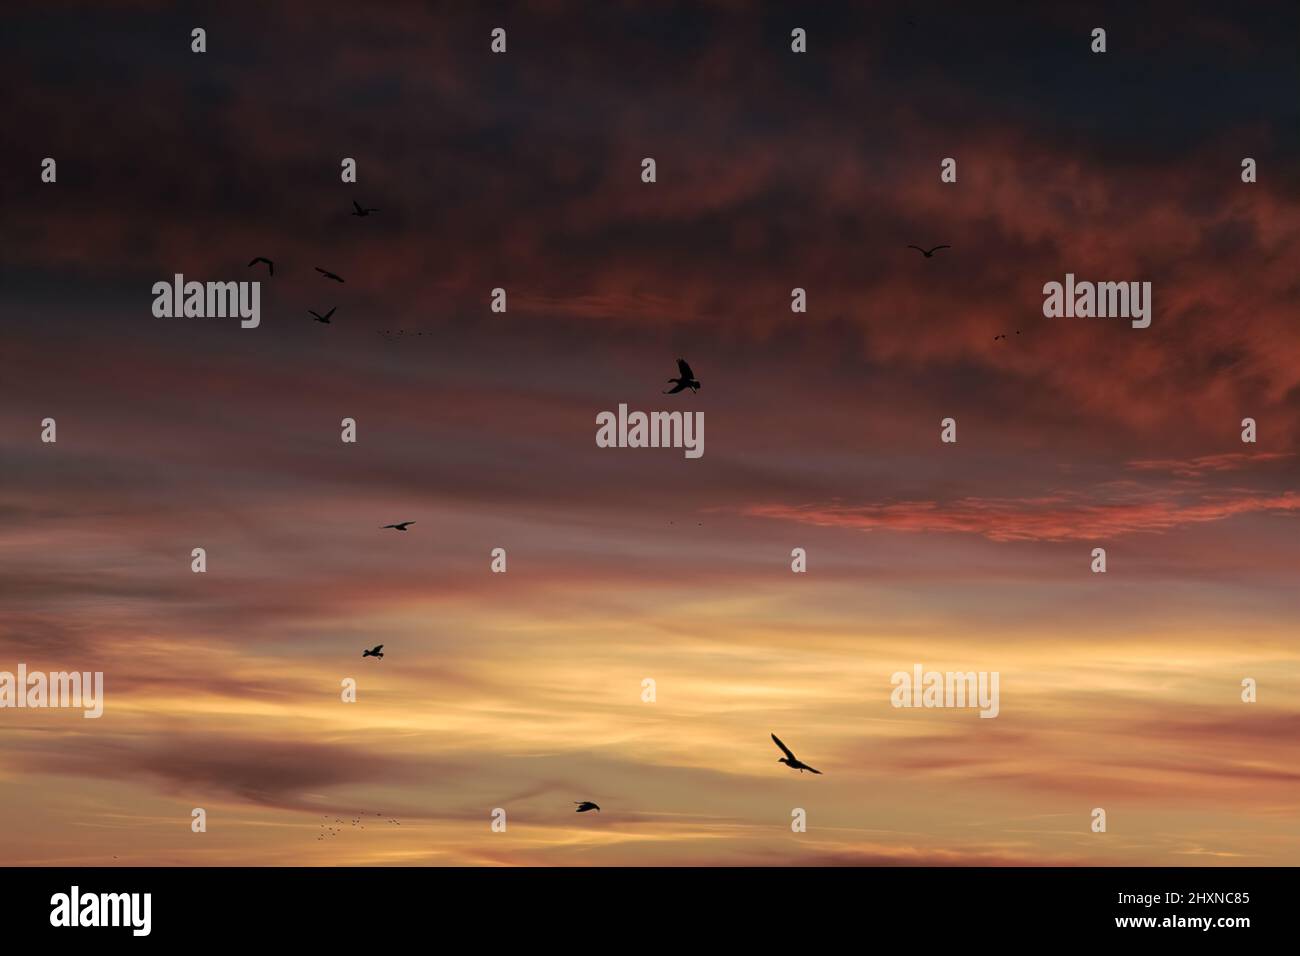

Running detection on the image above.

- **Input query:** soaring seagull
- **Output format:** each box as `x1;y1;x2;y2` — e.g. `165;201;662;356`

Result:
247;257;274;276
771;733;822;774
381;521;415;531
362;644;384;659
315;267;345;282
663;358;701;394
308;307;335;324
907;244;950;258
574;801;601;813
351;200;379;217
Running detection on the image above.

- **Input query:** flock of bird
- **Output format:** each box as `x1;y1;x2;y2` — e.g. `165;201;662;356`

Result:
317;813;401;841
906;245;1020;340
244;200;379;325
281;239;962;831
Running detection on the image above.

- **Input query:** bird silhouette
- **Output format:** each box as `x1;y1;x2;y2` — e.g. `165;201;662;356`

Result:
362;644;384;659
663;358;701;394
907;244;950;258
993;330;1021;342
315;267;345;282
351;201;379;217
247;257;274;276
308;308;335;324
574;801;601;813
381;521;415;531
771;733;822;774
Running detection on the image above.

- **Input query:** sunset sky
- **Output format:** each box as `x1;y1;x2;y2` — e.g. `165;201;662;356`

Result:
2;1;1298;866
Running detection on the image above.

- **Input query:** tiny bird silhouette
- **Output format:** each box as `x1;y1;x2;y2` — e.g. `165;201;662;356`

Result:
362;644;384;659
907;244;950;258
308;308;335;324
381;521;415;531
247;257;274;276
772;733;822;774
663;358;701;394
351;200;379;217
574;801;601;813
315;267;345;282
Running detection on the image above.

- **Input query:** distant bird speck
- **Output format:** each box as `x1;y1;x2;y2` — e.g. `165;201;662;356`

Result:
574;801;601;813
308;308;335;324
247;257;274;276
351;200;379;217
315;267;345;283
381;521;415;531
907;244;950;258
362;644;384;659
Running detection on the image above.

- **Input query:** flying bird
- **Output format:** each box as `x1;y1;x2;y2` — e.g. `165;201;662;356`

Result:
907;244;950;258
315;267;345;282
663;358;701;394
771;733;822;774
993;330;1021;341
362;645;384;659
351;200;379;217
574;801;601;813
381;521;415;531
247;257;274;276
308;308;335;324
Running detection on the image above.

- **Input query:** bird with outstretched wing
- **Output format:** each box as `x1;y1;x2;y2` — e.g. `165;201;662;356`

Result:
663;357;701;394
772;732;822;774
906;244;950;258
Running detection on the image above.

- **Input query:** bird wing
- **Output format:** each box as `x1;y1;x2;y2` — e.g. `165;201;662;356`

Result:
315;267;327;275
906;245;926;253
806;766;822;775
930;245;951;252
373;645;383;653
353;200;363;213
771;733;795;759
677;358;695;379
323;308;336;319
